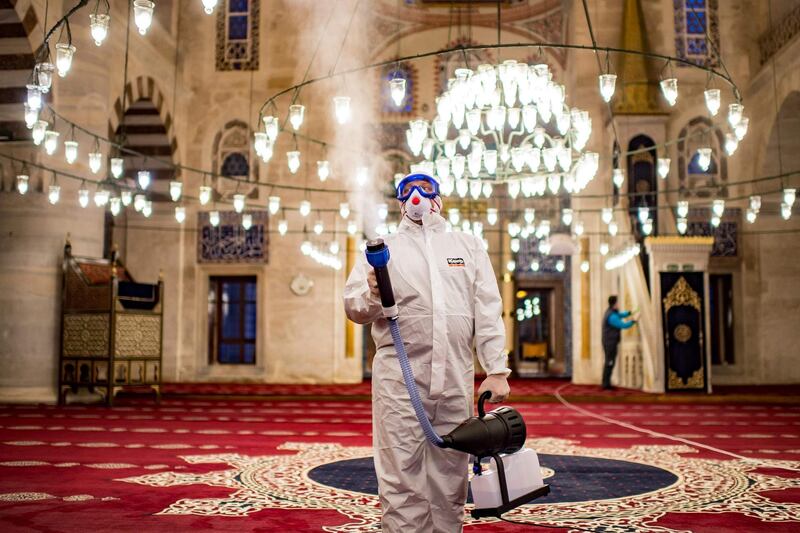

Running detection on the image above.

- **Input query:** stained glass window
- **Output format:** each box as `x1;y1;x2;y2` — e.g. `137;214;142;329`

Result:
674;0;719;67
216;0;259;71
382;64;413;114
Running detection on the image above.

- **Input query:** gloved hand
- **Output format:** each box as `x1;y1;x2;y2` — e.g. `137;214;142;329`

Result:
478;374;510;403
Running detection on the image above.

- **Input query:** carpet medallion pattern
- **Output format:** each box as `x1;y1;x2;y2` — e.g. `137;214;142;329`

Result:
119;438;800;532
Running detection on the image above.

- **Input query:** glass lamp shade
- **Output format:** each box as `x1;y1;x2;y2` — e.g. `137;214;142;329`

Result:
347;219;357;235
734;117;749;140
202;0;218;15
253;132;267;156
55;43;76;77
530;260;540;271
574;220;585;236
339;202;350;219
600;242;609;256
78;187;90;208
64;140;78;164
601;207;613;225
784;188;796;208
26;84;42;111
110;158;124;178
199;185;212;205
390;78;406;107
313;220;324;235
299;200;311;217
580;260;590;273
268;196;281;214
745;208;757;224
677;217;688;234
704;88;721;116
209;210;220;227
94;189;110;207
486;207;498;226
89;152;102;173
32;120;47;145
288;104;305;130
317;160;330;181
109;197;121;216
329;241;340;254
16;174;29;195
524;207;535;224
263;115;279;141
44;130;59;155
561;208;573;226
134;194;146;212
711;214;721;227
278;219;288;235
133;0;155;35
725;133;738;156
728;103;744;127
137;170;151;189
750;195;761;212
242;213;253;230
642;219;653;236
638;207;650;224
169;180;182;202
120;190;132;206
175;206;186;224
608;221;618;236
506;260;516;273
660;78;678;106
233;194;246;213
510;238;520;253
677;200;689;218
612;168;624;188
333;96;351;125
36;62;55;92
90;13;110;46
287;151;301;174
781;203;792;220
48;184;61;205
696;148;712;172
712;199;726;217
24;103;38;128
657;157;670;179
301;240;313;255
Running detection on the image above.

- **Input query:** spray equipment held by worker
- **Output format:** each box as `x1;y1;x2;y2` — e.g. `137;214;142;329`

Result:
365;238;550;518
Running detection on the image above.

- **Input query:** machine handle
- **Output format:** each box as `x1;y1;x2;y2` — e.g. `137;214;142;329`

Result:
477;390;492;419
365;239;397;314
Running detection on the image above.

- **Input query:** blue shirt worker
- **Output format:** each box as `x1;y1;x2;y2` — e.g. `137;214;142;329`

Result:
601;295;636;390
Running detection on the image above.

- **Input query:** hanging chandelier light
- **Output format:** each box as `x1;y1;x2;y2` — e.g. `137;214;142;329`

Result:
55;43;76;77
133;1;155;36
406;61;597;196
90;12;110;46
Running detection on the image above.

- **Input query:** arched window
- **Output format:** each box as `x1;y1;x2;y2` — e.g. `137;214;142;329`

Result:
216;0;260;71
382;63;414;114
674;0;720;67
677;117;727;198
221;152;249;178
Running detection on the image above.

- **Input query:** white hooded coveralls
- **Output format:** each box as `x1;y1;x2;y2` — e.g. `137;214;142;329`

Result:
344;212;509;532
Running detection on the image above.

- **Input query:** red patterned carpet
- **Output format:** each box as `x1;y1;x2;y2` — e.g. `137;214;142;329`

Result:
1;393;800;532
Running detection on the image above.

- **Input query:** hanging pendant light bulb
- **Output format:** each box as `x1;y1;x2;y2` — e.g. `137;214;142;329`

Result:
712;199;725;217
677;200;689;218
638;206;650;224
24;103;38;128
202;0;218;14
574;220;585;236
486;207;498;226
745;208;757;224
88;151;102;173
286;151;300;174
278;219;288;235
89;13;110;46
315;160;330;182
16;174;29;195
301;240;313;255
750;195;761;212
704;88;721;116
44;130;59;155
120;190;132;206
506;260;516;272
728;103;744;127
110;157;124;178
612;168;624;188
339;202;350;219
137;170;151;189
711;214;721;227
268;195;280;215
94;188;110;207
48;184;61;205
134;194;146;212
602;207;613;225
660;77;678;106
390;77;406;107
725;133;738;156
133;0;155;35
32;120;47;145
142;200;153;218
288;104;305;130
734;117;749;140
36;62;55;93
26;85;42;111
784;188;796;208
524;208;535;224
175;206;186;223
530;260;540;272
580;260;590;273
657;157;671;179
313;219;324;235
696;148;712;172
55;43;76;77
510;238;520;253
109;197;121;216
209;210;220;227
233;193;246;213
263;115;279;141
561;208;573;226
240;213;252;230
299;200;311;217
608;221;618;236
781;202;793;220
329;241;340;254
347;219;357;235
598;73;617;103
677;217;688;234
199;185;212;205
642;219;653;235
64;140;78;164
600;242;609;256
169;180;182;202
333;96;351;125
482;181;493;198
78;184;90;208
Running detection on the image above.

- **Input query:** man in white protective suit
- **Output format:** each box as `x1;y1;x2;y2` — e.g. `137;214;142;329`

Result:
343;173;511;532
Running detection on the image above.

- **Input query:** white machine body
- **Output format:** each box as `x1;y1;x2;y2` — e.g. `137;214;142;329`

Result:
470;448;545;509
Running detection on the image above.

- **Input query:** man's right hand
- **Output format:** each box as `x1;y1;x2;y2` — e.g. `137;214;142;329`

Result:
367;269;380;299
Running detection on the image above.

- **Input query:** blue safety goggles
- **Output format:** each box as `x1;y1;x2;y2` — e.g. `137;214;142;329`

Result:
396;173;440;201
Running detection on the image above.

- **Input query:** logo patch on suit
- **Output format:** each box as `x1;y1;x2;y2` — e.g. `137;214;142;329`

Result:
447;258;465;267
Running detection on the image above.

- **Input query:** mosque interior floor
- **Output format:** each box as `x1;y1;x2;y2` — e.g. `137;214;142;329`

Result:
1;383;799;532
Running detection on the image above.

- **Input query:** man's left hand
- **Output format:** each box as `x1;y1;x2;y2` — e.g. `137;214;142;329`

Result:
478;374;510;403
